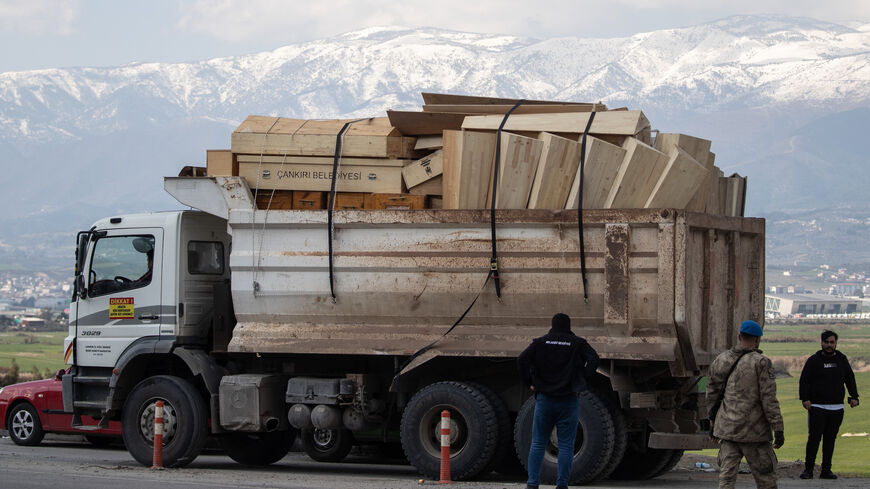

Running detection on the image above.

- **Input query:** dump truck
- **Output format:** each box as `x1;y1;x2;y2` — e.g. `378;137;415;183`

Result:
61;175;764;484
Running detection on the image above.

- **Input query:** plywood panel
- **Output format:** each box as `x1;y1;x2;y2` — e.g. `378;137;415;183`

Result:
408;175;443;196
528;133;581;209
442;130;497;209
414;135;443;150
422;103;607;114
644;146;711;209
487;132;544;209
421;92;603;107
654;133;711;165
363;193;426;210
206;149;236;176
462;111;649;137
386;110;465;136
604;138;670;209
238;161;402;193
292;191;326;210
402;150;443;189
686;151;716;212
566;136;626;209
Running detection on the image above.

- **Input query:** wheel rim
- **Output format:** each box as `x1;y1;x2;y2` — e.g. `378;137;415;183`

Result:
312;428;337;451
137;398;178;445
12;409;35;440
418;404;468;459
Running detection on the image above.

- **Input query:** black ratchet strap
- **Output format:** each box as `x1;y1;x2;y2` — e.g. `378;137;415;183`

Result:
489;99;525;298
578;112;596;302
328;119;367;303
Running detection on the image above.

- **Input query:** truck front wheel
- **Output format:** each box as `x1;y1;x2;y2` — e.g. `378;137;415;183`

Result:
219;430;296;465
121;375;208;468
400;381;498;481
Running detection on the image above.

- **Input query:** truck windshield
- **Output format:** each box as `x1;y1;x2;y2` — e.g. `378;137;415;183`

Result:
89;235;155;297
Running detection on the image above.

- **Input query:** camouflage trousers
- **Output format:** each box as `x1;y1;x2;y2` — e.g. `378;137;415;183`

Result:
717;440;778;489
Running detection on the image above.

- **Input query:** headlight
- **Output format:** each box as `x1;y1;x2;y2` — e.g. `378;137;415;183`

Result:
0;386;4;396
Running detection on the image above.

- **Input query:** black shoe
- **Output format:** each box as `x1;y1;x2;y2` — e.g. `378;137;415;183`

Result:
799;470;813;479
819;470;838;479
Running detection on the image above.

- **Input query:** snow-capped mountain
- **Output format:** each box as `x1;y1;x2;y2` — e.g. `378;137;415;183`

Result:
1;15;869;268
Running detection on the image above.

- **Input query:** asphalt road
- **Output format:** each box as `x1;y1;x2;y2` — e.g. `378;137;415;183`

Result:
1;433;868;489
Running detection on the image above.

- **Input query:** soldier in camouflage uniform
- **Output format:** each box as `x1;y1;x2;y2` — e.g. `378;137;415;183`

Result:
707;320;784;489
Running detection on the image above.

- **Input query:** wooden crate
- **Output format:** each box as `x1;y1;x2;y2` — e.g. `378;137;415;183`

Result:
232;116;416;159
292;191;326;210
644;147;710;209
487;132;544;209
565;136;626;209
604;138;670;209
363;193;426;210
402;150;443;189
328;192;366;210
206;149;236;176
528;133;582;209
254;190;293;210
237;154;404;194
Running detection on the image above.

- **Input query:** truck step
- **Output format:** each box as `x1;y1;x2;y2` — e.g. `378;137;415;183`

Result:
73;376;111;385
73;401;105;410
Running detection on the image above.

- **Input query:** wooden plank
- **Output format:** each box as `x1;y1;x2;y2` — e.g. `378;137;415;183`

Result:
654;133;712;166
232;116;415;158
565;136;626;209
238;161;402;193
723;174;747;217
292;191;326;210
422;103;607;114
705;166;725;215
407;175;443;196
206;149;236;176
461;111;649;137
236;154;406;167
254;190;293;210
402;150;443;189
421;92;605;107
686;151;716;212
414;135;443;150
442;130;497;209
604;138;670;209
363;193;426;210
528;133;581;209
328;192;366;210
487;132;544;209
386;110;465;136
644;146;711;209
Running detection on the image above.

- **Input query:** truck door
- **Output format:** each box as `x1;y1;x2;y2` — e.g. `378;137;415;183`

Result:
75;229;164;368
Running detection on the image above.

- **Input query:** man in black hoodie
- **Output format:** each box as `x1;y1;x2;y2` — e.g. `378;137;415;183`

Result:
798;330;860;480
517;313;599;489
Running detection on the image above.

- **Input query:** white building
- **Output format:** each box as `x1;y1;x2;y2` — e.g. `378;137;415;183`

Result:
765;293;861;318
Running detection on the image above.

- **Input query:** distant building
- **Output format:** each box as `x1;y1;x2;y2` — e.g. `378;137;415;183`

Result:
765;293;861;318
768;285;805;294
828;283;862;296
17;316;45;328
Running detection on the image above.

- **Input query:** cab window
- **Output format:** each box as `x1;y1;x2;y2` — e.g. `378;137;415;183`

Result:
188;241;224;275
88;235;155;297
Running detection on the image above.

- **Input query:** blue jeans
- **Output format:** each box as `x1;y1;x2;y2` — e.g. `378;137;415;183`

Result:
526;392;581;487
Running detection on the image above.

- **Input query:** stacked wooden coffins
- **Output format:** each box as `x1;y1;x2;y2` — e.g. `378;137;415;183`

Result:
203;93;745;216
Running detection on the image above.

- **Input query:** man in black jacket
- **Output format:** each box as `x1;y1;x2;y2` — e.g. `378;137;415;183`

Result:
798;330;860;480
517;313;599;489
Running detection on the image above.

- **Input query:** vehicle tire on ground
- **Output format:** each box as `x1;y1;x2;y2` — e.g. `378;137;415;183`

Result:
219;430;296;465
121;375;208;468
610;432;675;480
301;428;354;463
400;381;499;481
465;382;518;476
653;449;684;478
85;435;115;447
590;389;628;480
513;390;615;485
8;403;45;446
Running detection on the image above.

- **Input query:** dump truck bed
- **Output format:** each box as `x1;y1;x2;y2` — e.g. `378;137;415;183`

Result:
167;177;764;376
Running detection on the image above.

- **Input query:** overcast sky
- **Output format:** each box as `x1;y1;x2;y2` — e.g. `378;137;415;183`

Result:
1;0;868;74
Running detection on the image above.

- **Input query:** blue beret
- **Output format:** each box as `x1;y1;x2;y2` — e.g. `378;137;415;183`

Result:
739;320;763;337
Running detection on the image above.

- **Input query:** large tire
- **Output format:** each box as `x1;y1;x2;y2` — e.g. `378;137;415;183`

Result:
220;430;296;465
514;391;615;485
465;382;517;476
400;382;498;481
8;403;45;446
653;449;684;478
591;390;628;480
610;435;674;480
121;375;208;468
301;428;354;463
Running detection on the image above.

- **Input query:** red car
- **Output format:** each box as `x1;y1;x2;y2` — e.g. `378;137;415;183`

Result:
0;369;122;446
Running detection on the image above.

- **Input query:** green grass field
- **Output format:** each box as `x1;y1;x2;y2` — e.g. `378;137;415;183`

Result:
0;331;68;375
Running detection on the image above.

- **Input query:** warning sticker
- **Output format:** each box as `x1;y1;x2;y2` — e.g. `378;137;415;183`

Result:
109;298;134;319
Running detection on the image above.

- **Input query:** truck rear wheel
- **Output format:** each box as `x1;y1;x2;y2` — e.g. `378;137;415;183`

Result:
219;430;296;465
121;375;208;468
513;391;615;485
301;428;354;462
610;439;674;480
590;389;628;480
400;381;498;480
